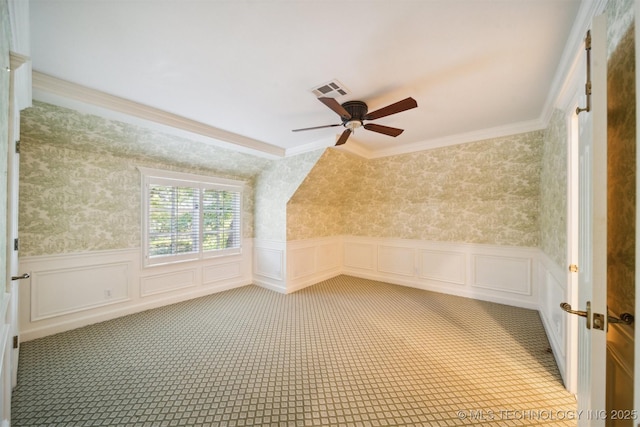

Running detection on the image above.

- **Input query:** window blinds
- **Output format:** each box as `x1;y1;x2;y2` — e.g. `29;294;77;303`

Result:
141;168;243;266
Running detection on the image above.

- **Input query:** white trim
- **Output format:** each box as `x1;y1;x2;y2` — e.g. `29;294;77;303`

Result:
140;167;243;268
8;0;32;111
365;118;546;159
284;136;335;157
335;140;375;160
32;72;284;158
137;166;245;189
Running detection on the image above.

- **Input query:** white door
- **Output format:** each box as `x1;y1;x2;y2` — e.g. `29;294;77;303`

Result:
4;53;29;424
7;53;28;387
574;13;608;426
563;12;608;426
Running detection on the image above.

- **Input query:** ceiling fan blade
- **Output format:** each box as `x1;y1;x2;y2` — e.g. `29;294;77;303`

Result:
335;129;352;146
364;97;418;120
292;123;342;132
363;123;404;137
319;97;352;120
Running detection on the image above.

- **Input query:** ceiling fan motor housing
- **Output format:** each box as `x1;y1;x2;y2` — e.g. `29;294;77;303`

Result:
341;100;368;122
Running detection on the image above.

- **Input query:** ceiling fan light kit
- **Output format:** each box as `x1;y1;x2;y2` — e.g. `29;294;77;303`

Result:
292;96;418;146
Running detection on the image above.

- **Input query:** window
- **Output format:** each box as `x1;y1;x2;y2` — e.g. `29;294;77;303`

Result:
140;167;243;266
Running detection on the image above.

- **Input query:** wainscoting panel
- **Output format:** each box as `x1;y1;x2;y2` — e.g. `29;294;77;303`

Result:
377;245;415;277
316;242;341;273
203;261;242;286
471;255;531;295
536;252;569;387
31;261;131;321
343;241;376;271
287;237;342;293
253;239;286;293
418;250;466;285
32;263;130;321
289;246;316;280
20;240;253;341
140;268;196;297
341;236;539;310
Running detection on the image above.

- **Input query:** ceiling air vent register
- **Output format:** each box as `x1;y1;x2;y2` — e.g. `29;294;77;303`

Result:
311;80;350;98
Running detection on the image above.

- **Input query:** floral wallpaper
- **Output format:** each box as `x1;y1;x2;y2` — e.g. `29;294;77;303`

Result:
21;98;549;254
0;0;10;282
21;102;273;177
254;149;325;242
288;132;543;247
19;101;273;256
287;149;365;240
540;109;568;268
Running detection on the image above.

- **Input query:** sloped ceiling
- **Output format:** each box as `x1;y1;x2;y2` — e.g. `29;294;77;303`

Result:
29;0;589;158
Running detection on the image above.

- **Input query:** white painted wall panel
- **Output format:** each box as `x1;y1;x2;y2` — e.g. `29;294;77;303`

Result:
377;245;415;276
341;237;538;309
472;255;531;295
286;237;342;293
140;269;196;297
344;242;375;270
31;262;130;321
254;247;284;280
20;242;253;341
203;262;242;285
316;243;341;272
289;246;315;279
546;270;566;355
419;250;466;285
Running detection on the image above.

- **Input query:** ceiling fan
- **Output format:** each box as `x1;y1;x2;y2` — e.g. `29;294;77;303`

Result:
292;96;418;146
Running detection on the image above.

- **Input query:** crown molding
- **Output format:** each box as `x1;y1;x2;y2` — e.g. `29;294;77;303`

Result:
367;118;546;159
336;139;374;159
32;71;285;158
283;136;334;157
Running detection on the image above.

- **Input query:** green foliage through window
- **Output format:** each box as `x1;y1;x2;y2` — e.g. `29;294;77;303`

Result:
145;177;242;263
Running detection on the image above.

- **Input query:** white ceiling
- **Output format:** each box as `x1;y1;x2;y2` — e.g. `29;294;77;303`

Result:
28;0;586;158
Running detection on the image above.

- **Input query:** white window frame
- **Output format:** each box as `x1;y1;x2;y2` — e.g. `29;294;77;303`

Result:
139;167;244;267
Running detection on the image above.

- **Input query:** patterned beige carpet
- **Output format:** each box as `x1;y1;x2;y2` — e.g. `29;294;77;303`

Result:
12;275;576;426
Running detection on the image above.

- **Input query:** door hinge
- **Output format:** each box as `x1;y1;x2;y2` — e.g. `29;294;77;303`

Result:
13;238;18;251
569;264;579;273
12;336;18;349
15;140;20;154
